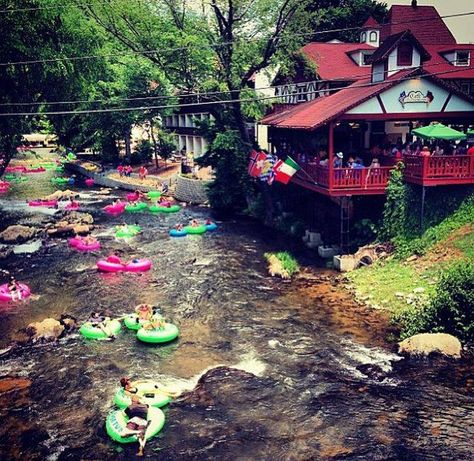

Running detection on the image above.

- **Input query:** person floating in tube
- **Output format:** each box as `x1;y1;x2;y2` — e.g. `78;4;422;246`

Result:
120;395;149;456
8;276;22;302
87;312;115;339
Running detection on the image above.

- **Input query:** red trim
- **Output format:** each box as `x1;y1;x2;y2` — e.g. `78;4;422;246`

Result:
376;95;387;114
441;93;452;112
340;111;473;121
328;122;334;189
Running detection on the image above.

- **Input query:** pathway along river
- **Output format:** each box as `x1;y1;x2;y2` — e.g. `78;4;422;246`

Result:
0;163;473;460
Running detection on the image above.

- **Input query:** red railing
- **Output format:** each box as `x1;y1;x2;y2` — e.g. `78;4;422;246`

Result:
296;163;393;193
404;155;474;185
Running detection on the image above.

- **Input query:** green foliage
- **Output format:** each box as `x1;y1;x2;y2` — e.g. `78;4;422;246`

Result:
156;129;176;162
264;251;300;276
352;218;378;247
199;130;253;211
379;165;408;241
132;140;153;165
394;261;474;342
395;195;474;258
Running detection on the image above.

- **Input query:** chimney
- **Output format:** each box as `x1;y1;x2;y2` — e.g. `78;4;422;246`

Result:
411;0;418;7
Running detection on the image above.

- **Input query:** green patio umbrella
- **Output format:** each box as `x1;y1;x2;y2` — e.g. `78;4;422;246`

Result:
411;123;467;141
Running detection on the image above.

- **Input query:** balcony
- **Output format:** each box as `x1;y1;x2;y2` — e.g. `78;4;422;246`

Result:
403;155;474;186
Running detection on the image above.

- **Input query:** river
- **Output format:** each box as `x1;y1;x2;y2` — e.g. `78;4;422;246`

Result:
0;159;473;460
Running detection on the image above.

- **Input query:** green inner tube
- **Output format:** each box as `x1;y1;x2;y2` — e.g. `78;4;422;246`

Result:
115;225;141;238
183;225;207;234
124;314;146;330
79;319;121;340
51;177;69;184
149;205;181;213
106;407;165;444
147;191;161;199
136;323;179;344
4;175;27;182
113;382;172;409
125;202;148;212
40;163;56;169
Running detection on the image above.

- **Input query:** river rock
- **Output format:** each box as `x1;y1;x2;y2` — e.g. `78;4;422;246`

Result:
0;376;32;394
266;254;290;279
25;318;65;342
61;211;94;225
0;245;13;259
0;225;37;243
43;189;79;201
398;333;462;358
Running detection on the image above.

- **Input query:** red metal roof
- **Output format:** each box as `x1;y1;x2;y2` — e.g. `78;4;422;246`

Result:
424;44;474;79
381;5;456;45
361;16;380;29
370;30;431;63
301;42;376;80
261;70;416;130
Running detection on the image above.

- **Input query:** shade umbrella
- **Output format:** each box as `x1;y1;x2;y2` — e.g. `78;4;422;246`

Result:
411;123;467;141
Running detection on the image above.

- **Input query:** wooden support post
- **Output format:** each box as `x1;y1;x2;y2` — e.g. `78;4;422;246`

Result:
420;186;426;232
328;122;335;190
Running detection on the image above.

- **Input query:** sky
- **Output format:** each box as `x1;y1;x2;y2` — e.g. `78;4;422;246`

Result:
383;0;473;43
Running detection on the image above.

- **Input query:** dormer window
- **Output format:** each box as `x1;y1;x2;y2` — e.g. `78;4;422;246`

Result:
455;51;470;66
397;42;413;66
362;53;372;66
369;31;378;43
361;32;366;42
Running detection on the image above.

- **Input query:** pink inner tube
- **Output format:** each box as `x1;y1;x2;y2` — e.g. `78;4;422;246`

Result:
85;179;94;186
28;200;58;207
97;258;152;273
159;200;171;207
104;203;126;214
6;166;26;172
0;283;31;302
0;181;10;187
25;167;46;173
126;192;139;201
65;203;80;210
68;237;83;247
76;241;101;252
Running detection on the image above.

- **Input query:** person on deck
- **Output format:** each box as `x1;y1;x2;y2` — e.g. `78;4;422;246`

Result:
334;152;343;168
420;146;431;157
467;143;474;157
120;395;149;456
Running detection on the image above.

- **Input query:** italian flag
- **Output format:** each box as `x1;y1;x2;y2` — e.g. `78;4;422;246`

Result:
273;156;300;185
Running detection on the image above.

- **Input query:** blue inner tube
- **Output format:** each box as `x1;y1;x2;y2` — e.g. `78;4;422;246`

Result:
206;223;218;231
169;229;187;237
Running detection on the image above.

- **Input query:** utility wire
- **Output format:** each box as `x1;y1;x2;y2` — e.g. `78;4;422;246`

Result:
0;59;456;107
0;67;468;117
0;0;119;14
0;11;472;67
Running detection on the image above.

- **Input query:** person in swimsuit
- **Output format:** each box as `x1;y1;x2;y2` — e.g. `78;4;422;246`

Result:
8;276;22;301
135;304;153;322
190;219;199;228
87;312;115;339
120;395;149;456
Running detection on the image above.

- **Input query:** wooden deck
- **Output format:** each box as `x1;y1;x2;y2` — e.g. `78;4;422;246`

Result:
294;155;474;196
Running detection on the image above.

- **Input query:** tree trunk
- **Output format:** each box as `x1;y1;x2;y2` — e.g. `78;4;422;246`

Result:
124;127;132;159
149;119;159;169
229;90;251;146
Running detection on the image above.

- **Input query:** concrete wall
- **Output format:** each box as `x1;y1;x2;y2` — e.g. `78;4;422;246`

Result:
174;175;210;204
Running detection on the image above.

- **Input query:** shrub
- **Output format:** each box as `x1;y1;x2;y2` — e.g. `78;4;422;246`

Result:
131;140;153;165
393;261;474;341
265;251;300;277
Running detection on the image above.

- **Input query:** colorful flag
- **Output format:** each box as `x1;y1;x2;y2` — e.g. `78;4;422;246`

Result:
273;156;300;185
258;153;276;182
248;150;266;177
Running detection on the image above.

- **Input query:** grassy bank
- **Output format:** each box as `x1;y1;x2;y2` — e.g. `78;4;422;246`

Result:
346;197;474;339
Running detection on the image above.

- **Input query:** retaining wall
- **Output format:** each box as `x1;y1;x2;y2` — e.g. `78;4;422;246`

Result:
174;175;210;204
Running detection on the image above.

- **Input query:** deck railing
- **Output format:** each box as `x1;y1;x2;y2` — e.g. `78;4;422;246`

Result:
297;162;393;193
403;155;474;185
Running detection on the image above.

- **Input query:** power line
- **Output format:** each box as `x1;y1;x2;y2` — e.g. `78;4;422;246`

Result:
0;67;468;117
0;0;118;14
0;11;472;67
0;59;454;107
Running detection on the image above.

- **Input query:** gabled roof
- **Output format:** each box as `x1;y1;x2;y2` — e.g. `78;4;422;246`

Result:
361;16;380;29
381;5;456;45
424;44;474;79
261;69;474;130
301;42;376;80
370;30;431;63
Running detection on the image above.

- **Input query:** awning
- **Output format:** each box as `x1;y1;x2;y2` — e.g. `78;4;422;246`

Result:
411;123;467;141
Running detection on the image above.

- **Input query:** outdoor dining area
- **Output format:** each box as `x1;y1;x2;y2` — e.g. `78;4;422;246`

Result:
291;123;474;196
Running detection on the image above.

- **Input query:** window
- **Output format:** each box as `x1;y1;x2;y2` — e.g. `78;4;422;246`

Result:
362;53;372;66
361;32;366;42
369;31;377;43
455;51;470;66
397;42;413;66
296;85;307;102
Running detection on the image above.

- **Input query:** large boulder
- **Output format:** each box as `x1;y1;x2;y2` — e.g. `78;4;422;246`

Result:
25;318;64;342
398;333;462;358
61;211;94;225
43;189;79;201
0;225;37;243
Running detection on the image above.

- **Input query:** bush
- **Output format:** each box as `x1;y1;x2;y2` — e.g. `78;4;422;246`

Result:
429;261;474;342
265;251;300;277
393;261;474;341
131;140;153;165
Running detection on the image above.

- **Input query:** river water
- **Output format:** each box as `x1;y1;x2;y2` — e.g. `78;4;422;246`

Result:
0;161;473;460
